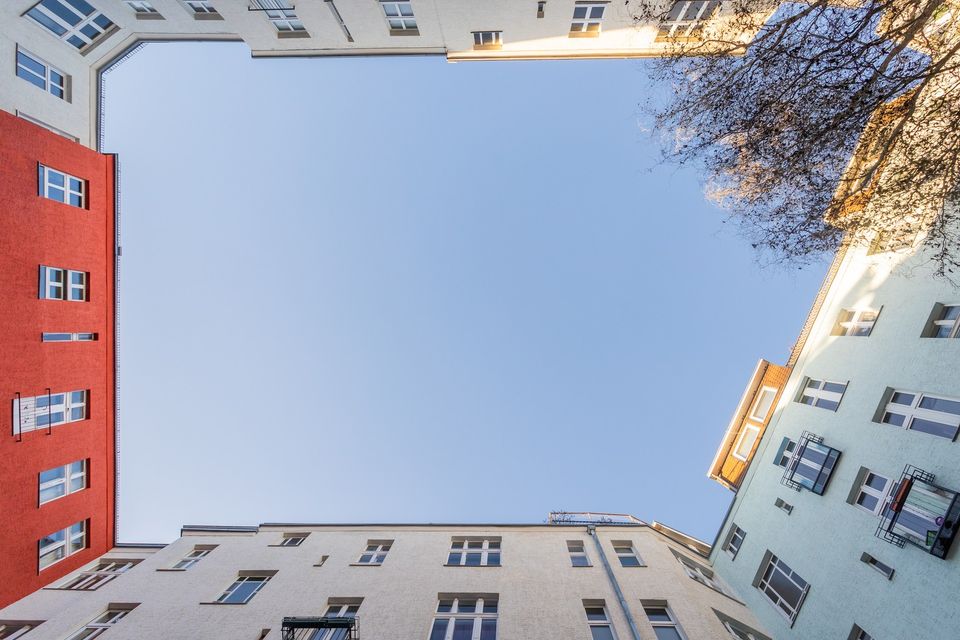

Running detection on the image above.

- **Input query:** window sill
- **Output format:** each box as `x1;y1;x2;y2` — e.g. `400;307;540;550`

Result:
443;564;502;568
472;45;502;51
389;29;420;36
267;544;303;548
134;12;165;20
200;601;248;605
192;12;223;20
155;568;187;572
568;31;600;38
349;563;383;567
277;30;311;39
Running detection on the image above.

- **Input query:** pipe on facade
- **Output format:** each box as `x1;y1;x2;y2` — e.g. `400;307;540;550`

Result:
587;524;643;640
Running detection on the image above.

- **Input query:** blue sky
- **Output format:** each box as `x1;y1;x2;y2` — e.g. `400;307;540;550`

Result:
104;42;827;544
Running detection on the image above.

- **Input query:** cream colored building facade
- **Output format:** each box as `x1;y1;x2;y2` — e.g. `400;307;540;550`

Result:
0;518;771;639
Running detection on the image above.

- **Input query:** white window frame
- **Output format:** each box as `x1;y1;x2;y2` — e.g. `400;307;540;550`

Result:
60;559;138;590
835;308;879;336
14;389;89;435
183;0;218;13
39;165;85;207
173;545;215;569
850;625;874;640
216;575;272;604
0;623;36;639
732;423;761;461
39;459;86;505
447;537;501;566
472;31;502;47
16;46;68;99
657;0;718;39
567;540;591;567
430;595;498;640
611;541;643;567
39;520;86;570
309;602;361;640
675;552;728;595
253;0;305;32
124;0;158;13
584;602;616;640
853;471;891;516
756;553;808;625
356;540;392;565
880;389;960;440
66;608;133;640
748;386;777;422
43;332;98;342
380;0;417;32
797;378;846;411
25;0;115;51
643;604;687;640
570;2;605;33
723;620;761;640
279;534;307;547
931;304;960;338
724;525;745;559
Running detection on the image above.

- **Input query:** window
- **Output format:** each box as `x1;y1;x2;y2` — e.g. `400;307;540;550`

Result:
38;165;85;207
849;625;874;640
859;552;894;580
16;47;68;99
0;623;40;639
878;467;960;558
472;31;502;49
868;228;915;255
797;378;846;411
833;308;879;336
380;0;417;33
14;390;89;435
781;432;841;495
583;602;615;640
43;332;98;342
39;460;86;504
183;0;218;14
656;0;719;41
773;438;796;467
880;389;960;440
732;424;760;461
60;559;140;590
643;604;686;640
253;0;306;33
429;595;497;640
611;541;643;567
39;521;86;570
724;525;745;559
173;545;216;569
567;540;591;567
307;601;361;640
356;540;391;564
277;533;307;547
39;266;88;301
748;386;777;422
926;304;960;338
447;537;500;566
721;620;763;640
26;0;115;51
755;553;808;624
124;1;159;13
570;3;605;35
65;606;136;640
216;574;273;604
774;498;793;514
851;470;891;515
672;550;728;595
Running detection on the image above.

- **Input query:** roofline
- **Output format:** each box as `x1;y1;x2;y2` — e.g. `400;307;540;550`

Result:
179;522;650;535
706;358;768;481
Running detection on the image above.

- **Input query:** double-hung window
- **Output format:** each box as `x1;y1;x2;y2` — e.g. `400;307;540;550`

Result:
356;540;391;565
65;606;137;640
39;266;88;301
797;378;846;411
39;460;86;504
643;604;687;640
567;540;591;566
447;537;500;566
173;545;216;569
429;595;497;640
16;47;68;99
584;602;615;640
216;573;274;604
39;520;86;570
39;165;85;207
724;525;745;559
612;541;643;567
926;304;960;338
879;389;960;440
570;2;605;35
253;0;306;33
60;559;139;590
754;552;808;625
380;0;417;33
656;0;719;41
833;309;879;336
26;0;115;51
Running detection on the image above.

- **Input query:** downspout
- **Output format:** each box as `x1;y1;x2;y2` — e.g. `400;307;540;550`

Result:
587;525;643;640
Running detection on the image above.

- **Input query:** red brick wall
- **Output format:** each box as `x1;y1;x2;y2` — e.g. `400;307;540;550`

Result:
0;111;115;608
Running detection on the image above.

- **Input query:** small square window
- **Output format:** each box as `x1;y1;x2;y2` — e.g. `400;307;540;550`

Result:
356;540;392;565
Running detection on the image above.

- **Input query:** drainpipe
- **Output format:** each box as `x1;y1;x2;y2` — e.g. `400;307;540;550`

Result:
587;524;643;640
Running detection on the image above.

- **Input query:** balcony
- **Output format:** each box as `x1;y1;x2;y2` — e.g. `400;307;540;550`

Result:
281;617;357;640
876;465;960;559
780;431;841;495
